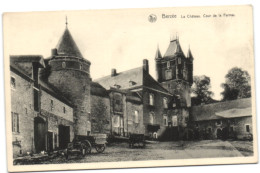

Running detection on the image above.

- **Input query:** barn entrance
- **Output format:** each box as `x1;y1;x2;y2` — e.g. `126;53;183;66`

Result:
58;125;70;149
34;117;47;153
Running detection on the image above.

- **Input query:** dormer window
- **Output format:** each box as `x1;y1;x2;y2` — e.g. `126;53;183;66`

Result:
62;62;66;68
129;80;136;86
114;84;121;89
149;93;154;106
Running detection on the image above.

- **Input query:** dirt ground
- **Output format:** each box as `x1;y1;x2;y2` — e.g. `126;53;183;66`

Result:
36;140;253;164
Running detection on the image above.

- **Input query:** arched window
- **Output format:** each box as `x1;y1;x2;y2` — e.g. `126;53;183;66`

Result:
149;112;154;124
149;93;154;106
163;97;168;108
62;62;66;68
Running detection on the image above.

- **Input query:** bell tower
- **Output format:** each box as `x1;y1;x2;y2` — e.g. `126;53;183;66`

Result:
155;36;193;107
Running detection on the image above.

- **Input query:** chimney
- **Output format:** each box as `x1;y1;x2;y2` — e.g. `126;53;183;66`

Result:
111;68;117;77
51;48;58;56
143;59;149;73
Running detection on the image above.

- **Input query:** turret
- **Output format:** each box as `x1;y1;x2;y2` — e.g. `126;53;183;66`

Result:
48;23;92;135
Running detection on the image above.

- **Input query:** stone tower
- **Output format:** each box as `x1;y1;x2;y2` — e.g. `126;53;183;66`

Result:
155;36;193;107
48;25;91;135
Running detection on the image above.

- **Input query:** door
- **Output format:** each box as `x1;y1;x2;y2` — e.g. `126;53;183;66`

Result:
58;125;70;149
34;117;46;153
47;131;53;152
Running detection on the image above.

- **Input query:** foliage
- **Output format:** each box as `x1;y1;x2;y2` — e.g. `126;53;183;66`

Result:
91;98;108;133
221;67;251;101
191;75;214;105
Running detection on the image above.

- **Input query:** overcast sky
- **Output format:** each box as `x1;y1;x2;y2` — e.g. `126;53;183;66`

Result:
3;6;254;100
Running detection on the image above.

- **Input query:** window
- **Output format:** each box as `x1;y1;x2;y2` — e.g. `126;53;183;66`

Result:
134;111;139;123
165;70;172;80
62;62;66;68
149;93;154;106
163;115;168;126
246;125;250;132
216;120;222;125
178;58;181;64
79;64;82;70
113;115;120;127
163;97;168;108
172;116;178;126
12;112;19;133
149;112;154;124
11;76;16;89
50;99;54;111
167;61;170;68
63;106;66;114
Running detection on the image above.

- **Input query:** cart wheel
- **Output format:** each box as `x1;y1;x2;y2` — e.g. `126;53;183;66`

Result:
95;144;106;153
81;141;92;156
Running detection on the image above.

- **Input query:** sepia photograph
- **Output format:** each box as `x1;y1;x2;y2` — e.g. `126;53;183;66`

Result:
2;4;257;172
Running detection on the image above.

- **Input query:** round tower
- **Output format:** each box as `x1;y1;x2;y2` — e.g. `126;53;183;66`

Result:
48;26;91;136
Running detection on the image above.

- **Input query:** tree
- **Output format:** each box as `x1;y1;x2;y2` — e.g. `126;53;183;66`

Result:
191;75;214;105
221;67;251;101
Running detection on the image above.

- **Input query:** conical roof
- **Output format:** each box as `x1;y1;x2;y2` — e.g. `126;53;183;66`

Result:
155;46;162;59
56;28;84;59
163;39;184;58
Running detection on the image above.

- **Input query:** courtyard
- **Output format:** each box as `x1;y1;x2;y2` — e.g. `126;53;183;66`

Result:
15;140;253;165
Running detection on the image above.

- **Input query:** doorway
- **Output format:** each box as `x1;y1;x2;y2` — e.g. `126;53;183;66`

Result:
58;125;70;149
34;117;47;153
217;128;223;139
47;131;54;152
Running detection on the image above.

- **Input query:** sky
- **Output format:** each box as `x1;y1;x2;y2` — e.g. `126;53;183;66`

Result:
3;5;254;100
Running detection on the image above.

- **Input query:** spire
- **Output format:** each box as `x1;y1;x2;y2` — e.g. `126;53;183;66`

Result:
155;44;162;59
56;26;84;59
65;16;68;28
187;46;194;60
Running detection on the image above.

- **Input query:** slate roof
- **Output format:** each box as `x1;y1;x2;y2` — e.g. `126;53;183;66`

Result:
56;28;84;59
94;67;171;95
216;107;252;118
164;39;185;58
94;67;143;90
191;98;252;121
90;82;109;97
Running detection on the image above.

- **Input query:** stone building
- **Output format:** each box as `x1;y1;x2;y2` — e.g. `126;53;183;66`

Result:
10;23;195;157
191;98;253;140
10;56;74;157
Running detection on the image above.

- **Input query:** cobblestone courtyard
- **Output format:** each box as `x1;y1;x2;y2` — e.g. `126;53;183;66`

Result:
29;140;253;165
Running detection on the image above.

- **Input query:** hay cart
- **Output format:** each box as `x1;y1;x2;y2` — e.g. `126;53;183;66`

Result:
65;134;107;159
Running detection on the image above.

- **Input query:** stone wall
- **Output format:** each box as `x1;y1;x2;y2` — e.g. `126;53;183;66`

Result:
41;90;73;122
10;71;35;157
48;58;91;136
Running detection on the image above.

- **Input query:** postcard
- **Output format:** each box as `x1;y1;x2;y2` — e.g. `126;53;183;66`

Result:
3;5;257;172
